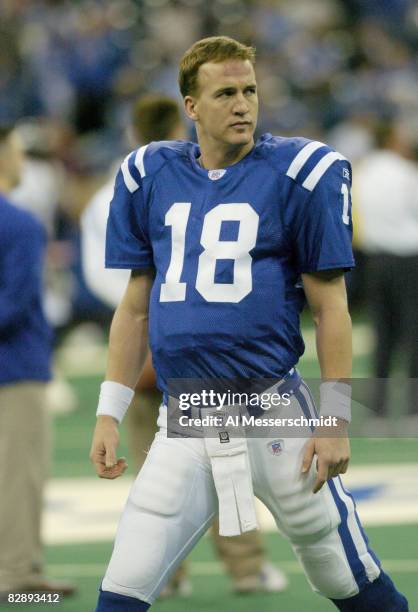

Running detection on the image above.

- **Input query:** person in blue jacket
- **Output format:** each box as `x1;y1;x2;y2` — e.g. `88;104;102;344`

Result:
0;124;74;601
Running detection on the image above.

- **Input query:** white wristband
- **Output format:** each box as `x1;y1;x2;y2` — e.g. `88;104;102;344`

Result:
96;381;135;424
320;381;352;423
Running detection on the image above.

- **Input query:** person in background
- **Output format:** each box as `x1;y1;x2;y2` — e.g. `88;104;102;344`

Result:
10;118;78;415
354;120;418;428
81;94;288;597
0;124;75;601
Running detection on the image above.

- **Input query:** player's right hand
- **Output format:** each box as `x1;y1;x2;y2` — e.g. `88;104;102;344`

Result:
89;415;128;479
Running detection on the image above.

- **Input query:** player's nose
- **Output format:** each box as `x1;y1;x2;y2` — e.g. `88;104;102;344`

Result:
232;93;249;115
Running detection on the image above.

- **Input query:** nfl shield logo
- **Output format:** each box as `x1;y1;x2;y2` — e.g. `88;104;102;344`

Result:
268;439;284;455
208;169;226;181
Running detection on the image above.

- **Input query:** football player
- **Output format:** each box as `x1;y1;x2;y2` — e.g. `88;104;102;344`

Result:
90;37;409;611
81;93;287;596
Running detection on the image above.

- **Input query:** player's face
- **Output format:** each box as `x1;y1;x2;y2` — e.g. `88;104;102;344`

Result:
186;59;258;149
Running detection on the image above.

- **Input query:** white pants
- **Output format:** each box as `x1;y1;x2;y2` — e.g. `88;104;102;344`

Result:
102;381;380;604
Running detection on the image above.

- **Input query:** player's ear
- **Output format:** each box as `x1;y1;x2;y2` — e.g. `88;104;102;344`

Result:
184;95;198;122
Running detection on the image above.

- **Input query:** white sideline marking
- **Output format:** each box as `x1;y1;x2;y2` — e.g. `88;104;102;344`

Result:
43;464;418;545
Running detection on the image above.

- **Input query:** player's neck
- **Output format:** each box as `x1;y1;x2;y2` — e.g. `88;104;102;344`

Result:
197;139;254;170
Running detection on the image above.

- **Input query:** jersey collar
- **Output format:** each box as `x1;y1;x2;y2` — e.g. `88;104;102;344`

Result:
188;135;271;180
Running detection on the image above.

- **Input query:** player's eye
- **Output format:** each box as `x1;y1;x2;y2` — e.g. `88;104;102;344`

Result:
217;90;234;98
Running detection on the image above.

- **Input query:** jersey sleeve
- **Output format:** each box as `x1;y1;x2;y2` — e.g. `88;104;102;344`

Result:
105;152;154;270
286;156;355;274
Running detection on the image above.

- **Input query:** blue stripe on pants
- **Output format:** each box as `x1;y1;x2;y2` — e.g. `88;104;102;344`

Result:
338;477;381;570
297;379;377;590
327;479;371;590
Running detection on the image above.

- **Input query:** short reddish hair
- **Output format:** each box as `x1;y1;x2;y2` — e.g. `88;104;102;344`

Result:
179;36;256;98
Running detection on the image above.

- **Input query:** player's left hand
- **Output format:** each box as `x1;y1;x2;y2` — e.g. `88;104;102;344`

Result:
301;418;350;494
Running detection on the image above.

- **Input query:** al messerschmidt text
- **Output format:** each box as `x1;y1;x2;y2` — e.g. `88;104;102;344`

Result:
178;415;339;428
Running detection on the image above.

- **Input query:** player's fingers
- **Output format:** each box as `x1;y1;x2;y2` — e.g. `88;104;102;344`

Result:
90;447;108;477
339;459;350;474
99;465;120;479
104;441;117;469
89;442;105;463
328;461;342;479
330;454;350;477
301;439;315;474
115;457;128;473
313;458;329;493
99;470;119;480
100;458;128;480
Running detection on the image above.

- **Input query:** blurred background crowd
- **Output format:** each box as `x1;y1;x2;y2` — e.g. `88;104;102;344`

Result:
0;0;417;380
0;1;417;604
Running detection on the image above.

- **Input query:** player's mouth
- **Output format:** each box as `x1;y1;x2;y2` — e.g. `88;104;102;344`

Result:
230;121;252;129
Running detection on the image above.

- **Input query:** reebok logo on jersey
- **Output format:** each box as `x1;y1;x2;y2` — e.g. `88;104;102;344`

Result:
268;439;284;455
343;168;350;180
208;169;226;180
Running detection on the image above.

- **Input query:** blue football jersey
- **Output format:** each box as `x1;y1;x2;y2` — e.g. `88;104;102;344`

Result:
106;134;354;392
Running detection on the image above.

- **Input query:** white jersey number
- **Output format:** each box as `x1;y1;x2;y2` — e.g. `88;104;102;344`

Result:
341;183;351;225
160;202;259;303
159;202;191;302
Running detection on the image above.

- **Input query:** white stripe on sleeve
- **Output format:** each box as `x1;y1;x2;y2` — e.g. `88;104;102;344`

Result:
286;141;326;180
302;151;346;191
135;145;148;179
121;154;140;193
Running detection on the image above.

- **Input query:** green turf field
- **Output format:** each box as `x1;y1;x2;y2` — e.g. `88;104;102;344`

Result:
3;321;416;611
1;527;416;610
